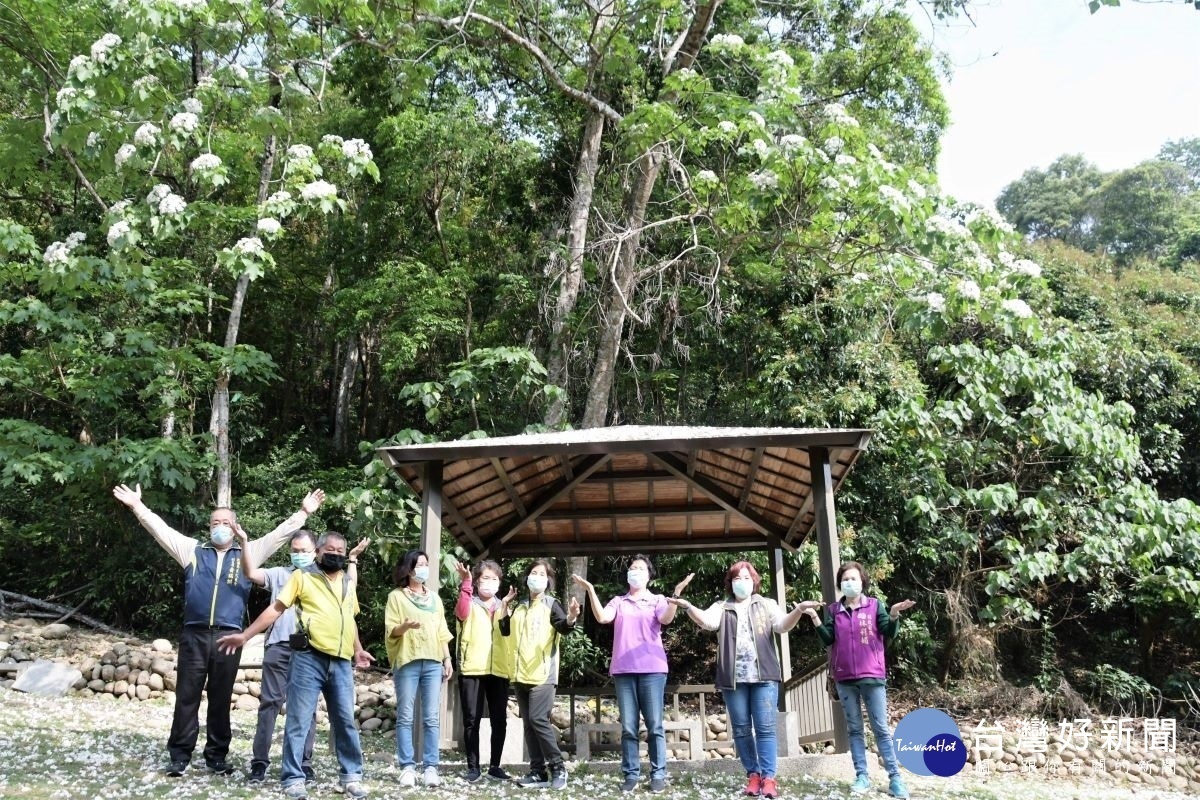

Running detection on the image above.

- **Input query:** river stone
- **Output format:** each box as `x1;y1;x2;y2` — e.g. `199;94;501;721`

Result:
12;660;83;696
151;639;173;654
235;694;259;711
37;624;72;640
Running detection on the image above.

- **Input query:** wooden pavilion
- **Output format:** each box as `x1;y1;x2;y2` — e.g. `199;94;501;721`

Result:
377;424;873;754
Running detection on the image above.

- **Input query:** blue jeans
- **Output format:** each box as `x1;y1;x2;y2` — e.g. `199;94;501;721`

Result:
394;659;443;769
281;649;363;790
614;673;667;780
836;682;901;778
721;681;778;778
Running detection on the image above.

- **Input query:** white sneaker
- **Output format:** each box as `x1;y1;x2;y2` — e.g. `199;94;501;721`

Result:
399;767;417;787
423;766;441;786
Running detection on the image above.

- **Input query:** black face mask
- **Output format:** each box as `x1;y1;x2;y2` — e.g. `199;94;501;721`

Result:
317;553;347;573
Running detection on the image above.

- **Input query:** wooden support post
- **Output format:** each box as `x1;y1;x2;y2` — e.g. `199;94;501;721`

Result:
421;460;444;595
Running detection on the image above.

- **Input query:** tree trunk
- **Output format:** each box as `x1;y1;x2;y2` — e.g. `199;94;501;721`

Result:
544;110;605;428
581;148;664;429
333;332;360;454
209;134;276;507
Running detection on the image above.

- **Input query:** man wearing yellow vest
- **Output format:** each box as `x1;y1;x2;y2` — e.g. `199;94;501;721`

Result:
218;531;372;800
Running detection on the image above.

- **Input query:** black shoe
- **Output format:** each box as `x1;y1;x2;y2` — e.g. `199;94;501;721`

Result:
303;766;317;783
621;776;639;792
206;760;234;776
649;777;667;793
165;761;188;777
247;763;267;783
466;767;483;783
516;771;549;788
487;766;513;782
550;766;568;790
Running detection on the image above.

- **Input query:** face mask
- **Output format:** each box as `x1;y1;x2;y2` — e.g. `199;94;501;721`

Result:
317;553;347;573
210;525;233;547
413;566;429;584
478;578;500;598
627;570;649;590
841;579;862;598
731;578;753;600
526;574;548;594
291;552;315;569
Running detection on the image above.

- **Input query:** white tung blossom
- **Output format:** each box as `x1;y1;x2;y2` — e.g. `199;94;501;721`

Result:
169;112;199;134
957;279;981;301
925;292;946;313
108;199;132;217
709;33;746;50
300;180;338;201
181;97;203;115
1001;298;1034;319
257;217;281;235
779;134;806;155
748;111;766;128
233;236;265;255
878;185;910;212
763;50;794;68
56;87;78;108
44;232;85;265
925;215;969;239
133;123;160;147
341;139;372;161
718;120;737;134
86;131;101;148
158;194;187;216
169;0;208;10
68;55;91;76
321;134;345;146
146;184;171;205
906;179;927;200
107;220;131;247
288;144;315;161
748;170;779;190
835;154;857;167
90;33;121;64
823;136;844;155
190;153;222;172
694;169;718;185
1012;259;1042;278
267;190;292;205
751;138;771;159
820;176;841;191
824;102;859;127
114;144;137;168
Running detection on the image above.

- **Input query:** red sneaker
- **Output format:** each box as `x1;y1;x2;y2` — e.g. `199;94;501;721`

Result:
761;777;779;798
744;773;762;796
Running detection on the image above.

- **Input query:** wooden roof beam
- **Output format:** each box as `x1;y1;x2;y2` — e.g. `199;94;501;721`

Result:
650;451;793;551
478;453;611;558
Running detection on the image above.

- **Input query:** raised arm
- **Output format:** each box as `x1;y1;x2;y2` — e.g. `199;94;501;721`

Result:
453;560;473;621
112;483;195;568
244;488;325;567
667;597;722;631
657;572;695;625
570;575;614;624
234;522;265;586
347;537;370;587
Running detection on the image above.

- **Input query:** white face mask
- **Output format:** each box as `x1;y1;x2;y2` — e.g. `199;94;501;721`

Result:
841;579;862;598
478;578;500;598
413;565;429;584
210;525;233;547
627;569;649;590
731;578;753;600
526;574;548;594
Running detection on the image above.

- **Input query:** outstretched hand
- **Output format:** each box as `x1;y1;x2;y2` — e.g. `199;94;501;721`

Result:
354;648;376;670
301;489;325;515
672;572;695;598
453;559;471;583
112;483;143;508
890;599;916;618
569;574;593;592
502;586;518;605
216;632;246;655
349;538;371;559
396;618;421;633
567;596;581;621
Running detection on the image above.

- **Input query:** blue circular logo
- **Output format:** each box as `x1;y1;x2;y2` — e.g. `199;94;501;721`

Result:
892;708;967;777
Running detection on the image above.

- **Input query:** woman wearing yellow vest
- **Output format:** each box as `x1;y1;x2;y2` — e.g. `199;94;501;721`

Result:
385;550;453;789
452;558;514;783
499;559;580;790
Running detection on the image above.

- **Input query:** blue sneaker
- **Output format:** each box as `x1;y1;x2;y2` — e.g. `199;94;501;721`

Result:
888;776;910;799
850;774;871;794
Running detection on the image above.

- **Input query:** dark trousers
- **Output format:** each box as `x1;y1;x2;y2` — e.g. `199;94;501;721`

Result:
459;674;510;769
169;626;241;765
252;643;316;768
514;682;562;775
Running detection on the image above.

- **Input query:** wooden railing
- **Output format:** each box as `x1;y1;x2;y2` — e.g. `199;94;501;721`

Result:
783;656;840;746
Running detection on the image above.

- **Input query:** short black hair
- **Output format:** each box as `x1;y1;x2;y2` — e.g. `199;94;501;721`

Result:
626;554;655;580
394;549;427;587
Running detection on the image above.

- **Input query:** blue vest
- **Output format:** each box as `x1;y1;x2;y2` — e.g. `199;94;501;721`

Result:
182;544;253;629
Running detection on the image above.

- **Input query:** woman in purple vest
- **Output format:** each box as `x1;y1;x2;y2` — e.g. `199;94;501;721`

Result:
671;561;812;799
803;561;915;799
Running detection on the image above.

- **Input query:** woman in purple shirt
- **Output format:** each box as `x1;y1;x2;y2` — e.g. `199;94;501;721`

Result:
573;556;690;793
804;561;915;800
